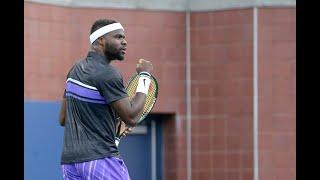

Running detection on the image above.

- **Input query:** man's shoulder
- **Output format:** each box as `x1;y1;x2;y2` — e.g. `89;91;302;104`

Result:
66;59;84;77
93;65;122;82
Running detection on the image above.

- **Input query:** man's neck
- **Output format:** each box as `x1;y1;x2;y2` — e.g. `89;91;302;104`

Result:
90;47;111;64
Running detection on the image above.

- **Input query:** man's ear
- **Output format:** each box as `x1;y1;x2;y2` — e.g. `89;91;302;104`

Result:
96;36;105;46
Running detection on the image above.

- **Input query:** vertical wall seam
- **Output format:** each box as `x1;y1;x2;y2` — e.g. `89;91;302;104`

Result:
186;9;192;180
151;120;157;180
253;7;259;180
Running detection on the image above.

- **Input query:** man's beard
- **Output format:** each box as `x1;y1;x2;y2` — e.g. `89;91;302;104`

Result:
105;44;125;61
104;50;124;60
116;52;125;60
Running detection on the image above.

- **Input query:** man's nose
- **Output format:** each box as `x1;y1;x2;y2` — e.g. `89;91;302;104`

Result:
122;39;127;46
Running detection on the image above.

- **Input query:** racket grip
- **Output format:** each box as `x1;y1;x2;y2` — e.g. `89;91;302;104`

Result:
115;137;120;147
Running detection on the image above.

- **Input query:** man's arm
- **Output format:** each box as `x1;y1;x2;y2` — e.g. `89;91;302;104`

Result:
59;98;66;126
111;92;146;126
111;59;153;127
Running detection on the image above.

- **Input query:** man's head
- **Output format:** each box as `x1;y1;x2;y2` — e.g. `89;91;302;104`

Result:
90;19;127;61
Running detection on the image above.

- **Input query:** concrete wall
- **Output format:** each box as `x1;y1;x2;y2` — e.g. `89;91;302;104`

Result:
25;0;295;11
25;0;188;11
188;0;295;11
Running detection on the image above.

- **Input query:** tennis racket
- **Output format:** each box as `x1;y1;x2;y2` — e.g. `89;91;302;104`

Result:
115;72;158;145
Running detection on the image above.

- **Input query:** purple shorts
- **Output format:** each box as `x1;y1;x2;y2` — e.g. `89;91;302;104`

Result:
61;156;131;180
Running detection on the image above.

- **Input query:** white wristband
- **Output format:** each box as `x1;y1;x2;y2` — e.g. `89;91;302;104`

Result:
136;76;151;95
139;71;151;77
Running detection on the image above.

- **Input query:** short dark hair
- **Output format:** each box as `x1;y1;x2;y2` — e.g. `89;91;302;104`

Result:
90;19;118;34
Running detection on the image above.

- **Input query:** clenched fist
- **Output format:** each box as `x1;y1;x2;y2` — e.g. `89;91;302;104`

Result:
136;59;153;74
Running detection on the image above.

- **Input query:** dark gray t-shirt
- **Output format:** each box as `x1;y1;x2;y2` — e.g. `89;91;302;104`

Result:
61;51;128;164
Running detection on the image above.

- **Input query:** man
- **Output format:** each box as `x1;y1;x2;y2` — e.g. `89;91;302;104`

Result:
58;19;153;180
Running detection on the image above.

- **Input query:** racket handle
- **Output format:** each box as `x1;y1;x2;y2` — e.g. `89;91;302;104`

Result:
115;124;132;146
115;137;120;147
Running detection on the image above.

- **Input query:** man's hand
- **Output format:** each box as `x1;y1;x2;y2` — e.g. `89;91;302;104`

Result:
116;120;134;137
136;59;153;74
111;58;153;127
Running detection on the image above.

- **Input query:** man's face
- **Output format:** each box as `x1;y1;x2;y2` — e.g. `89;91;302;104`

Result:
103;29;127;61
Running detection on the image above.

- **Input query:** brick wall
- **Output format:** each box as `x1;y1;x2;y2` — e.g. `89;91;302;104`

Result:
24;2;187;178
24;2;186;114
190;9;254;179
24;3;73;100
258;8;296;180
24;2;296;179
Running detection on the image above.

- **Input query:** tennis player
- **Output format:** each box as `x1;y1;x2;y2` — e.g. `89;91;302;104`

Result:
58;19;153;180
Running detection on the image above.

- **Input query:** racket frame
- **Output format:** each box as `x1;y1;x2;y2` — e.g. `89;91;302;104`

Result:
117;73;158;140
126;73;158;123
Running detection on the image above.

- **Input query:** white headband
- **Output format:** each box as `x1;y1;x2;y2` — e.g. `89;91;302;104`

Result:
89;23;124;44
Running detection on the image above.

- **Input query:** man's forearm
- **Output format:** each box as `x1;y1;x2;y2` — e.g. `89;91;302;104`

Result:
111;93;146;126
129;92;147;122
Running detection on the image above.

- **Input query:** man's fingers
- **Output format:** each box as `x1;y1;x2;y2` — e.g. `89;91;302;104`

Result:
122;128;133;136
119;126;134;138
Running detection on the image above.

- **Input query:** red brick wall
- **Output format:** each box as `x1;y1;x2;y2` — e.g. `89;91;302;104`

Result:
24;2;186;114
163;115;188;179
24;3;187;179
190;9;254;180
24;3;73;100
258;8;296;180
25;2;296;180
